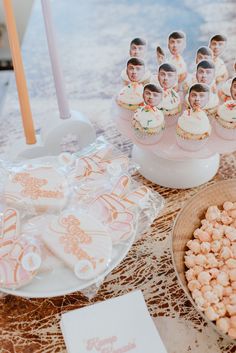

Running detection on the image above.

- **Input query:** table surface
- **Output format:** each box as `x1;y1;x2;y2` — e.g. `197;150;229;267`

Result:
1;0;236;352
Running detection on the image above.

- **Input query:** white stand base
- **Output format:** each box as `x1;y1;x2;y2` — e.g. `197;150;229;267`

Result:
132;145;220;189
8;110;96;160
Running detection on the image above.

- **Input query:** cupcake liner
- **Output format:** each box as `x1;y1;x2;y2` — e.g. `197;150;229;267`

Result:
133;128;164;145
176;134;209;151
214;119;236;140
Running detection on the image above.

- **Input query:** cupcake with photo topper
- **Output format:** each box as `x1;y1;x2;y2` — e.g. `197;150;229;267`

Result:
132;84;165;144
116;81;144;121
209;34;228;85
187;60;219;120
215;77;236;140
183;46;213;94
176;83;212;151
157;63;182;126
167;31;187;85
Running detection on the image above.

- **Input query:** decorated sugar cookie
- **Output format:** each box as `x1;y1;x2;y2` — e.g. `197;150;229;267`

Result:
42;210;112;280
4;166;68;213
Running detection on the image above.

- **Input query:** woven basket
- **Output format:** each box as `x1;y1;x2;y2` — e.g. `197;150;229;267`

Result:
171;179;236;341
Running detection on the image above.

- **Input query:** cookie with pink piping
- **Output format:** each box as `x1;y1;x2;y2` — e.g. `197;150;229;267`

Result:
42;210;112;280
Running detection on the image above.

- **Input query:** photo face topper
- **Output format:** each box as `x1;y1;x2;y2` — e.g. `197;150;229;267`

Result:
189;88;209;110
231;79;236;100
168;32;186;56
196;67;215;85
158;68;177;89
127;63;145;82
209;34;227;57
130;44;146;58
143;86;163;106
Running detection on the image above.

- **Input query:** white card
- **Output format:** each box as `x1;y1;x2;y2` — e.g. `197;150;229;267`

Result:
60;290;167;353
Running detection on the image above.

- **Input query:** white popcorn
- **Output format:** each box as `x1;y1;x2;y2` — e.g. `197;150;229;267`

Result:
188;279;201;292
217;272;229;286
216;317;230;334
205;306;220;321
198;271;211;285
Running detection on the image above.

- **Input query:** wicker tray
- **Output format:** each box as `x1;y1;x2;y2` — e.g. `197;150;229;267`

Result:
171;179;236;341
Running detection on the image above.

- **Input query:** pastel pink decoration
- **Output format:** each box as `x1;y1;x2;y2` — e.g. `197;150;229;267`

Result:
0;208;20;257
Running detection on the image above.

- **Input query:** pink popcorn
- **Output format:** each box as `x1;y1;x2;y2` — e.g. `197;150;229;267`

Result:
198;271;211;285
205;254;218;268
203;291;219;304
192;265;204;276
205;206;221;222
205;306;220;321
216;317;230;334
200;242;211;254
185;255;196;268
220;246;232;260
222;238;231;247
186;239;201;254
195;254;207;266
186;268;196;281
188;279;201;292
192;289;202;300
212;284;224;299
217;271;229;286
226;304;236;316
213;302;226;317
211;240;222;253
226;258;236;269
212;228;223;240
223;201;234;211
201;285;212;293
209;268;219;279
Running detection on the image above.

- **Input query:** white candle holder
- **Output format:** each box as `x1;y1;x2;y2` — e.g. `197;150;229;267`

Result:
8;110;96;160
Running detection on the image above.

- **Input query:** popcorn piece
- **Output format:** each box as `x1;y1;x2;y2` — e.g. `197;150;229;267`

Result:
223;286;233;297
213;302;226;317
217;271;229;286
211;240;222;253
229;294;236;305
205;306;220;321
226;258;236;269
228;328;236;339
216;317;230;334
220;246;232;260
188;279;201;292
209;268;219;279
185;268;196;281
203;291;219;304
192;289;202;300
226;304;236;316
186;239;201;254
200;242;211;254
198;271;211;285
212;284;224;299
223;201;234;211
205;206;221;222
230;315;236;328
185;255;196;268
195;254;207;266
193;265;204;276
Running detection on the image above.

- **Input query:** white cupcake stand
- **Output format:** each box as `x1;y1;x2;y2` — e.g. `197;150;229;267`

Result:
114;114;236;189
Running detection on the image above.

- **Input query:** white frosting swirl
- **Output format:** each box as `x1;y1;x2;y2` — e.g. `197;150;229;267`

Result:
134;106;164;128
158;88;180;110
217;100;236;122
117;82;144;105
178;109;211;135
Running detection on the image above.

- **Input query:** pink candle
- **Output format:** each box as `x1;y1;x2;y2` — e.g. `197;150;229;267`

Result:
41;0;71;119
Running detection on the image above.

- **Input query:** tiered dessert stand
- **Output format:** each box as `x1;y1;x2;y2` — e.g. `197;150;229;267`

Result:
114;112;236;189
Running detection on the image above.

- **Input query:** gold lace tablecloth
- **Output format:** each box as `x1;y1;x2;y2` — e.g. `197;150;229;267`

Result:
1;0;236;352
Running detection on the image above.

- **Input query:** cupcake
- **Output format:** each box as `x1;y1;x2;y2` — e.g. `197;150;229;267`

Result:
215;100;236;140
176;83;212;151
209;34;228;84
195;60;219;119
131;83;164;144
157;63;181;126
132;105;165;144
116;82;144;121
167;31;187;84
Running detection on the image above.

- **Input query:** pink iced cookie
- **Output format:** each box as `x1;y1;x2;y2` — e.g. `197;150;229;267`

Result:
0;237;41;289
88;176;138;243
42;210;112;280
4;166;68;213
0;208;20;257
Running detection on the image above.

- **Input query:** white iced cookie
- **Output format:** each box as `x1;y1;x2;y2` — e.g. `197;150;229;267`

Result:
42;210;112;280
4;166;68;213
